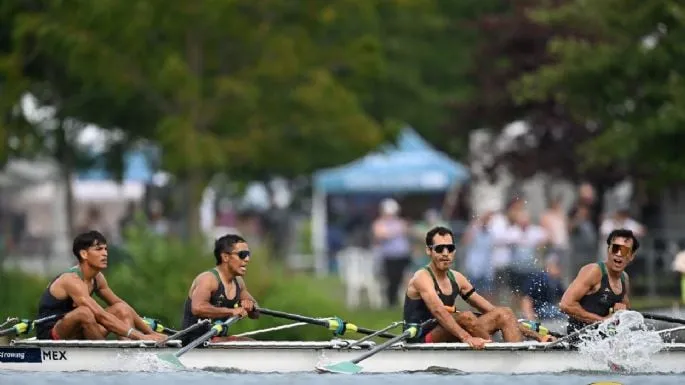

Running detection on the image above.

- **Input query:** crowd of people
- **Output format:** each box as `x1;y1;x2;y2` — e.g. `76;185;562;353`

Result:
344;182;647;325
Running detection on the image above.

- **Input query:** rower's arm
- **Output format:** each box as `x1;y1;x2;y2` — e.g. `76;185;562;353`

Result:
620;274;631;308
414;272;472;341
236;276;259;319
453;271;495;314
62;275;146;340
190;273;238;319
94;274;156;334
559;264;605;323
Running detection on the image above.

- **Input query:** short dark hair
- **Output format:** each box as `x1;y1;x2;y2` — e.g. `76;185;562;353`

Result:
606;228;640;252
213;234;247;265
425;226;454;247
72;231;107;261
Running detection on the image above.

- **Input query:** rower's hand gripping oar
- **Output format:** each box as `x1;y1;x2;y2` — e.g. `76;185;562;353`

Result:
316;318;435;374
0;314;64;337
256;307;397;339
156;315;241;368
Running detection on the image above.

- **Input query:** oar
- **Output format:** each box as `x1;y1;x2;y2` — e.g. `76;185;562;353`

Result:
316;318;435;374
543;320;603;350
0;317;18;329
257;307;397;339
143;317;179;335
156;315;241;368
0;314;64;337
518;319;564;338
641;312;685;325
155;319;211;347
657;325;685;336
346;321;404;349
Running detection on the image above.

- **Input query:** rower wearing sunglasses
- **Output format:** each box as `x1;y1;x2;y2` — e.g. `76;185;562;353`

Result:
403;226;553;350
559;228;637;335
180;234;259;345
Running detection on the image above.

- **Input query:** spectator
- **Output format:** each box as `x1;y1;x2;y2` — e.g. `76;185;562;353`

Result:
521;257;566;321
372;198;411;308
461;210;496;300
540;194;571;285
508;210;548;308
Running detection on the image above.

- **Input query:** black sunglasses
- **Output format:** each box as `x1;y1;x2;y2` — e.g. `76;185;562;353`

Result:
232;250;251;260
430;244;456;254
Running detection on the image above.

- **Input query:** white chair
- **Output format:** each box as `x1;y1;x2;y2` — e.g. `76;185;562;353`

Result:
336;247;383;309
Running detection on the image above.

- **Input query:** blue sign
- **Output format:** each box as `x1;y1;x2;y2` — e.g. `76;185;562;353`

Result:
0;347;42;363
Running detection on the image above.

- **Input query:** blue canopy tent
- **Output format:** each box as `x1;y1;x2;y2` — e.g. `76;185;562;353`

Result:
310;127;470;275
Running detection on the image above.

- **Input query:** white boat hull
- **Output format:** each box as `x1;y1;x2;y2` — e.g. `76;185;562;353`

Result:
2;339;684;374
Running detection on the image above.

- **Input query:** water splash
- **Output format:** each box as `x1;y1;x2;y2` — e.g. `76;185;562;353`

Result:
575;310;665;372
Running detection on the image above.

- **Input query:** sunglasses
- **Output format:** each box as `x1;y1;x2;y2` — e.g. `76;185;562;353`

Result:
609;243;631;256
430;244;456;254
232;250;251;260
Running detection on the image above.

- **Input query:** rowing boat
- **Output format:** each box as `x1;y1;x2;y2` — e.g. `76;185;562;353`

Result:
1;338;684;374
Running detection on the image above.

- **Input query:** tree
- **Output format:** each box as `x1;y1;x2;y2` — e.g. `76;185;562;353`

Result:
4;0;393;237
514;0;685;187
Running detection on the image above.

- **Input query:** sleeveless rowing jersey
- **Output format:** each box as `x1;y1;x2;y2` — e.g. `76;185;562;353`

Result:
180;268;241;345
403;266;460;341
567;261;626;334
35;266;99;339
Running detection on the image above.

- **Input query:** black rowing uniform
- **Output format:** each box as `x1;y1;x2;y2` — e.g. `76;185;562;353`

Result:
180;267;241;345
402;265;475;342
36;266;99;339
567;261;627;334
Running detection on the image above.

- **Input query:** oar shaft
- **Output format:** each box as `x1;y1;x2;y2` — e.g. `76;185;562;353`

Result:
174;327;217;357
257;308;329;328
173;316;240;358
157;319;210;346
642;313;685;325
257;308;397;338
351;330;409;364
348;321;402;348
544;320;601;349
350;319;433;364
658;325;685;335
0;314;64;336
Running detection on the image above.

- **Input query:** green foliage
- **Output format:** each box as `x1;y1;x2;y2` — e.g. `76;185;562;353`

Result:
513;0;685;185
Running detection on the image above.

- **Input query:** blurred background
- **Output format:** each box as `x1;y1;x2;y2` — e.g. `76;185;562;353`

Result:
1;0;685;340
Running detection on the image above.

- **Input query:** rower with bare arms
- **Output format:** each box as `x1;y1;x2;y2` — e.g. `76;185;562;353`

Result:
403;226;555;349
180;234;259;345
35;231;166;341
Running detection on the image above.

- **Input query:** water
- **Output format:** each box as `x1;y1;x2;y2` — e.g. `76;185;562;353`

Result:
1;371;684;385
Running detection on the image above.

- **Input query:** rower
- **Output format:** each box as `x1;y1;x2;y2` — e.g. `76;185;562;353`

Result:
403;226;554;349
559;228;636;335
180;234;259;345
35;231;166;341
